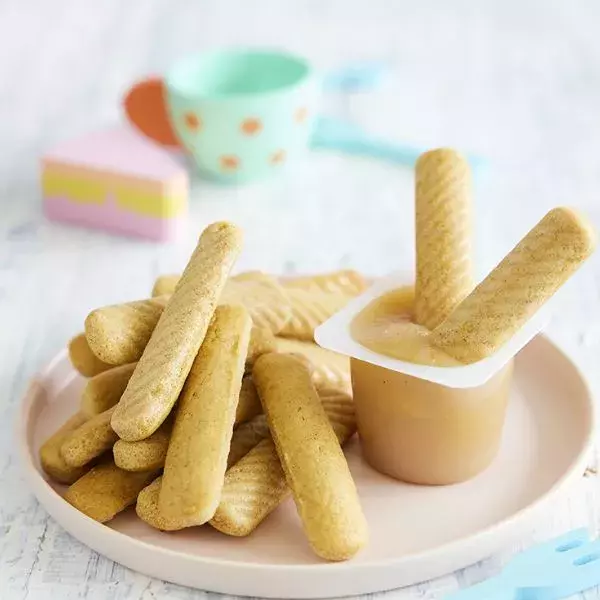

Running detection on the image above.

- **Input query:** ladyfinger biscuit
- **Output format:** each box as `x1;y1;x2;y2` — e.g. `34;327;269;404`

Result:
113;418;172;472
68;333;113;377
112;391;267;473
136;415;270;530
85;296;169;365
414;148;473;330
111;222;243;441
279;288;352;341
40;412;90;484
60;407;118;468
431;207;597;363
86;291;271;369
81;363;136;417
251;354;366;560
246;327;276;364
64;461;157;523
284;270;367;296
227;414;270;468
273;337;351;391
152;272;291;335
221;274;292;334
235;376;262;425
210;388;356;537
159;304;252;527
152;274;180;297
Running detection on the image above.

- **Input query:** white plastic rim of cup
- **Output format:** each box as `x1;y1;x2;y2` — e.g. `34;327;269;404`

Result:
314;271;554;389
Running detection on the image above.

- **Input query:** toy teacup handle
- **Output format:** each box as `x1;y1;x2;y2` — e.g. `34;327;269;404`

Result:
123;77;181;148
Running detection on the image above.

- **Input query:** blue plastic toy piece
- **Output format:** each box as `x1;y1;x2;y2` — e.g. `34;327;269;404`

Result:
445;529;600;600
323;62;388;93
312;116;486;172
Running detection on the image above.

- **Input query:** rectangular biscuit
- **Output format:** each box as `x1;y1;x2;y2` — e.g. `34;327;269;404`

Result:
111;222;243;441
209;388;356;538
158;304;252;527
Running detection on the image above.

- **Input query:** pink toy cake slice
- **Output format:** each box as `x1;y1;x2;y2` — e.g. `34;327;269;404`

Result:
41;126;189;241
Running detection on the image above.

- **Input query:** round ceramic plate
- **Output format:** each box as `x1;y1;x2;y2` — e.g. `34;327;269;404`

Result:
18;336;594;599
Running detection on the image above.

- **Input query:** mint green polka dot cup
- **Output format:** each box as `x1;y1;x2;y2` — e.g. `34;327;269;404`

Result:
165;49;319;183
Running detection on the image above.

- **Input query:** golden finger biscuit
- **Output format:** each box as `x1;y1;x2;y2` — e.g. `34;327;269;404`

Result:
40;412;90;484
227;414;270;468
235;376;262;425
251;354;366;560
112;222;243;441
81;363;136;417
152;272;291;335
279;288;352;341
284;270;367;296
414;148;473;330
112;387;267;473
246;327;276;365
151;274;180;297
136;414;270;530
221;274;291;334
60;407;118;468
210;388;356;538
113;418;172;472
68;333;113;377
431;207;597;363
85;296;169;365
64;461;157;523
87;290;272;368
159;304;252;527
272;337;350;392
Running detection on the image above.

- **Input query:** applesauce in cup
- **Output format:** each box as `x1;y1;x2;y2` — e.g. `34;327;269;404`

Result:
350;286;513;485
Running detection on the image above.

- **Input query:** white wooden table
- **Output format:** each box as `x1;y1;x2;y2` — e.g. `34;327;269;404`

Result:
1;1;600;598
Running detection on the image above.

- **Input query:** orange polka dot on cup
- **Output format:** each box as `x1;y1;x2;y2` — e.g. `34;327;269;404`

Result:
183;112;202;131
240;118;263;136
270;150;286;165
220;155;240;172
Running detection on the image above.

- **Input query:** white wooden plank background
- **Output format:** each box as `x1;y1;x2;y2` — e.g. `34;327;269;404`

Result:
0;0;599;597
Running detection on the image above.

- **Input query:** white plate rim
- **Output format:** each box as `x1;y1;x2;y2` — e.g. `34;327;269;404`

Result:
16;336;596;597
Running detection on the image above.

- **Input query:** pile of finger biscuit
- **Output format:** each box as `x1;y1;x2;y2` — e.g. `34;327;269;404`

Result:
40;222;369;561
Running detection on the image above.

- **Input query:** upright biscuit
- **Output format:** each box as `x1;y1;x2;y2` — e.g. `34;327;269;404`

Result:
221;274;291;334
273;337;350;391
81;363;136;417
152;274;180;297
431;207;597;363
136;414;270;530
64;461;157;523
210;388;356;537
40;412;90;484
113;418;172;472
68;333;113;377
60;407;118;468
111;222;243;441
85;296;169;365
251;354;366;560
414;148;473;330
284;270;367;296
159;305;252;527
279;288;352;341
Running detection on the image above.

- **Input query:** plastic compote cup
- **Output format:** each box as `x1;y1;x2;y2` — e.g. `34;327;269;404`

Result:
314;272;551;486
350;357;513;485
